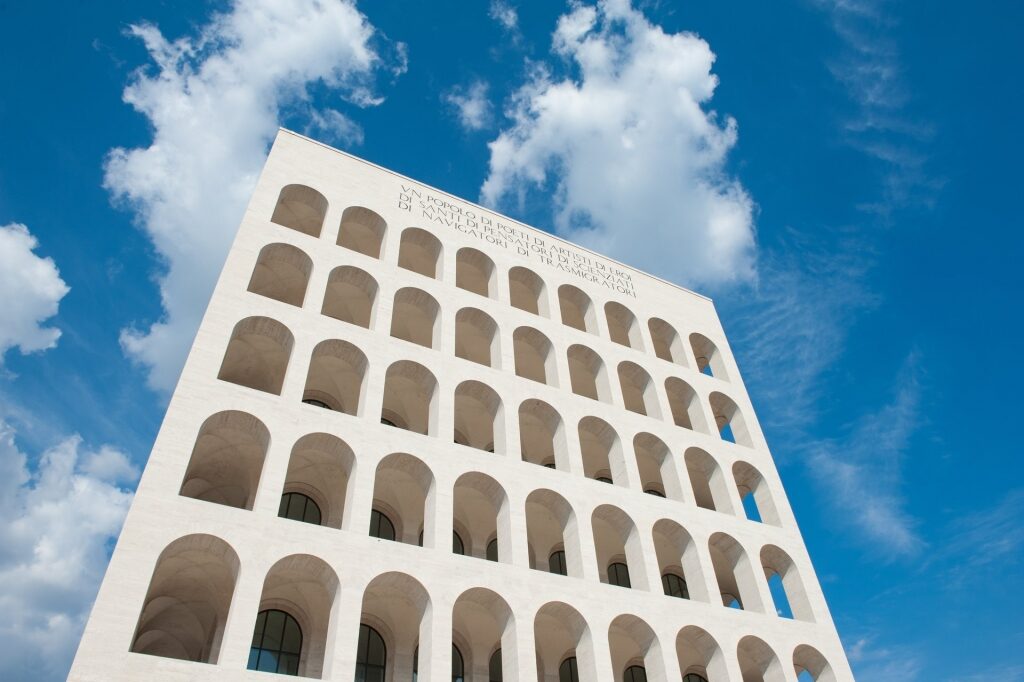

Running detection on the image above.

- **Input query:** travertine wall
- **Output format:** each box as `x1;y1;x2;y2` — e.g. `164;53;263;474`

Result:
69;129;854;682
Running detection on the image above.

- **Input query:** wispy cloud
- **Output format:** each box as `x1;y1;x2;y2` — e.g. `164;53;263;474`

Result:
816;0;940;213
489;0;519;33
846;632;924;681
931;488;1024;588
807;354;925;556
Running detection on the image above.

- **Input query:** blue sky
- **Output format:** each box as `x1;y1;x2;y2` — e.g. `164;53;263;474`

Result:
0;0;1021;679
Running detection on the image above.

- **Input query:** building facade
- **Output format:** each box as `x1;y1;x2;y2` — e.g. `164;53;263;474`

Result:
69;129;854;682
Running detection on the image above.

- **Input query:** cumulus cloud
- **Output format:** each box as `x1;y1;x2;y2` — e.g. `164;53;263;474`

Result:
0;223;69;361
445;80;493;131
105;0;400;392
0;421;138;681
481;0;755;286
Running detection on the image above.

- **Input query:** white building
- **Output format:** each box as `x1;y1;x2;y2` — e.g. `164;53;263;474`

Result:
69;129;854;682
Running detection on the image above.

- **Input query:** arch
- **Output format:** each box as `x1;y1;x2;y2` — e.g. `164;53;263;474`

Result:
398;227;443;278
130;534;239;663
737;635;786;682
301;339;367;415
361;572;431;682
792;644;836;682
676;625;727;682
391;287;440;349
664;378;706;432
591;505;648;590
247;242;312;307
708;533;764;613
337;206;386;258
452;588;517;682
454;380;504;453
253;554;339;678
179;411;270;510
558;285;596;334
648;318;685;366
689;333;728;380
684;448;733;514
709;392;752;447
567;344;610;402
271;184;327;238
453;473;509;562
456;308;500;368
513;326;556;386
733;461;781;526
508;266;548;316
608;615;667;682
381;361;438;435
605;302;643;349
578;417;627;486
217;316;293;394
618;362;661;418
652;519;709;603
456;247;496;298
633;433;681;501
519;399;568;469
761;545;815;622
534;602;596;682
526;490;582;578
280;433;354;529
321;266;378;328
372;453;435;546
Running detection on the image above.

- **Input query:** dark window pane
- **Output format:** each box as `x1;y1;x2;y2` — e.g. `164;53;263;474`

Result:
625;665;648;682
597;476;613;484
453;531;465;555
549;550;567;576
489;648;503;682
608;562;631;588
662;573;689;599
683;675;709;682
644;488;665;497
559;657;579;682
486;539;499;562
248;609;302;675
370;509;395;541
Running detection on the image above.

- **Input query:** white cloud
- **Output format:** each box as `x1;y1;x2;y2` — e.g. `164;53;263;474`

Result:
445;80;493;131
105;0;399;392
0;223;69;361
305;107;365;146
481;0;756;287
0;420;138;682
489;0;519;32
846;633;923;681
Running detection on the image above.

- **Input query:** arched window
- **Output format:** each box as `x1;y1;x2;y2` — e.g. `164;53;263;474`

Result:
489;648;503;682
549;550;568;576
487;538;499;562
452;643;466;682
370;509;396;541
248;609;302;675
356;624;387;682
644;488;666;498
278;492;321;525
597;476;613;484
683;675;709;682
337;206;386;258
662;573;689;599
607;562;631;588
247;243;312;307
271;184;327;238
560;657;580;682
453;530;466;555
624;665;648;682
